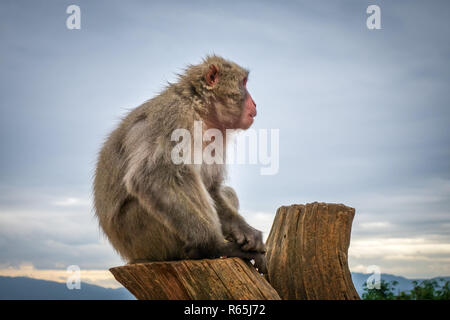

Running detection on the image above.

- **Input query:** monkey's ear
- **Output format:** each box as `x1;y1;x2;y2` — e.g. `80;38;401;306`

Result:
205;64;219;86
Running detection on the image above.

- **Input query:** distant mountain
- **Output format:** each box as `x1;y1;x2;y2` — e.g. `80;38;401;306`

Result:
0;276;135;300
351;273;450;297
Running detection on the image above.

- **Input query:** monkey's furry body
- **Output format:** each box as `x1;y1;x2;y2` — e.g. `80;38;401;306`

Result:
94;56;266;271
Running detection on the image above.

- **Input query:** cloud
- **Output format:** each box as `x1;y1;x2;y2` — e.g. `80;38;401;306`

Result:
0;0;449;281
0;187;122;270
359;222;392;230
0;263;120;288
349;238;450;259
348;235;450;278
51;197;90;207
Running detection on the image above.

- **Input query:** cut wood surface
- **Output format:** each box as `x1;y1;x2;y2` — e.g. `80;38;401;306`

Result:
110;257;281;300
265;202;360;300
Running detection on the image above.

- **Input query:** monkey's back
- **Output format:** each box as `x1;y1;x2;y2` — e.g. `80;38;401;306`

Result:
93;88;198;262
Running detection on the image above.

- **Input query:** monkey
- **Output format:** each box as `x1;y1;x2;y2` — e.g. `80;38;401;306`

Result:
93;55;266;273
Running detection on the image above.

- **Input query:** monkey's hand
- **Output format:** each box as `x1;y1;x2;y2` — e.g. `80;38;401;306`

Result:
227;220;266;253
251;253;268;275
220;241;267;274
183;240;267;274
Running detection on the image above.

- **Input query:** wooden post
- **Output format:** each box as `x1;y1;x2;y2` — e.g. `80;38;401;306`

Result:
265;202;360;300
110;257;280;300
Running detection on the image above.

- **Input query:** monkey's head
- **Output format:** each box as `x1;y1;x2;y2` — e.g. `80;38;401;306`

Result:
181;55;257;130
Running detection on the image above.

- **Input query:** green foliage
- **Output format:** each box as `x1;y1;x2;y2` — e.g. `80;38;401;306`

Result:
361;278;450;300
438;280;450;300
361;280;398;300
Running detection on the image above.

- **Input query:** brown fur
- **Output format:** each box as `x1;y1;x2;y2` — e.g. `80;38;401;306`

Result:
93;55;266;271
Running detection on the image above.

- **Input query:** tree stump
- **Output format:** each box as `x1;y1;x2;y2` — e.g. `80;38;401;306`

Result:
265;202;359;300
110;257;280;300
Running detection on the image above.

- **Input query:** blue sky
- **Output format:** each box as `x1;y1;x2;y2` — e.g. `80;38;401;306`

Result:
0;0;449;286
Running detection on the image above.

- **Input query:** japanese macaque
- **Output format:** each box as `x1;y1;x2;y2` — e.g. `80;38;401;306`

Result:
93;55;266;273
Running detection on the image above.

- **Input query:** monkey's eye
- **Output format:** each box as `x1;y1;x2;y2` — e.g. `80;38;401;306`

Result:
243;77;247;86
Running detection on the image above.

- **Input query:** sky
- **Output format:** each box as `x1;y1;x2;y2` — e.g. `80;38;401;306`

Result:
0;0;449;289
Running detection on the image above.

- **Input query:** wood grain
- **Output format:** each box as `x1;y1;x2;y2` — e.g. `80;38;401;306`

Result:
110;257;281;300
265;202;360;300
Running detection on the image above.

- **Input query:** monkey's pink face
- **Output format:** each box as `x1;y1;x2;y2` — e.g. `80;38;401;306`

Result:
238;78;257;130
